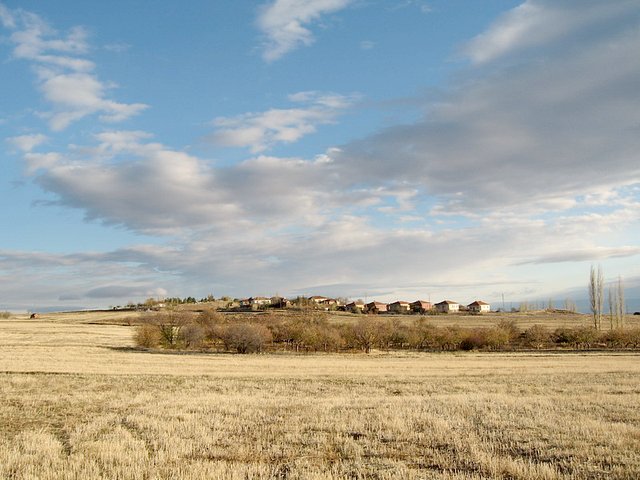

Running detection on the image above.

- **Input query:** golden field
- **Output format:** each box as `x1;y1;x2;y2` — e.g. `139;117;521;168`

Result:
0;312;639;479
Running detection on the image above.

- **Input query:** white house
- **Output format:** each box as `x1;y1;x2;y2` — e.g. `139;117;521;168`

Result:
435;300;460;313
468;300;490;313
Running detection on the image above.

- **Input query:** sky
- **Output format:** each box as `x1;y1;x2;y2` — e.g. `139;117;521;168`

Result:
1;0;639;312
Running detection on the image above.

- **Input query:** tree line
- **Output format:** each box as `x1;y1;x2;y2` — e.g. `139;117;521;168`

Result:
134;310;640;354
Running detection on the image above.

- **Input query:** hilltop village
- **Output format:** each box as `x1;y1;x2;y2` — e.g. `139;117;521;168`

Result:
236;296;492;314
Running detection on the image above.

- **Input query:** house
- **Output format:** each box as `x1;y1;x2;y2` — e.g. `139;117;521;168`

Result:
308;296;328;304
387;301;411;314
270;296;291;308
468;300;490;313
435;300;460;313
251;297;272;306
321;298;338;306
240;297;272;310
364;301;388;314
411;300;432;314
345;301;365;313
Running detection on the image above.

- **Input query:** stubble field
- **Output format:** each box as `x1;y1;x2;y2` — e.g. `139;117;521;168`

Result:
0;313;639;479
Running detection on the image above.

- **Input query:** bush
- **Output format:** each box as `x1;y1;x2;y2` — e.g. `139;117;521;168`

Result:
523;324;550;349
553;326;599;349
347;318;392;353
135;323;162;348
434;326;464;351
179;323;205;349
221;323;273;353
496;320;521;343
603;327;640;348
460;334;481;351
0;311;11;319
408;319;439;350
196;308;226;343
484;327;510;350
142;311;194;348
299;324;343;352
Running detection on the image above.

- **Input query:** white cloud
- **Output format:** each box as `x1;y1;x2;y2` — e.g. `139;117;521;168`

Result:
23;152;62;173
0;3;15;28
332;1;640;214
6;133;48;152
1;5;147;130
0;247;175;310
360;40;375;50
210;92;356;153
37;73;144;130
3;1;640;309
519;246;640;265
464;1;639;64
257;0;353;61
390;1;432;14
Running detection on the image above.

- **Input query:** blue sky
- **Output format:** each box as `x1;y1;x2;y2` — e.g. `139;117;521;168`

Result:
1;0;639;312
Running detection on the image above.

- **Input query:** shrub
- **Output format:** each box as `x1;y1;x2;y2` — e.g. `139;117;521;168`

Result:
484;327;510;350
434;326;464;351
299;324;343;352
179;323;205;349
196;308;226;343
142;311;193;348
496;320;521;343
221;323;273;353
347;317;392;353
387;319;412;349
460;335;480;351
135;323;162;348
603;327;640;348
523;324;550;349
0;311;11;319
554;326;599;349
408;318;439;350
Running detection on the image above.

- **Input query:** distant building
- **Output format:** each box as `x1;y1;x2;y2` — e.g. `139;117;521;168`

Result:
468;300;490;313
321;298;338;306
345;301;365;313
240;297;272;309
435;300;460;313
364;301;388;314
270;296;291;308
410;300;432;314
387;301;411;314
308;296;328;304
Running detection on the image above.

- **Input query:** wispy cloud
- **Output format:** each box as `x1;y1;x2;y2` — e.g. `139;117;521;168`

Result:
389;1;432;14
359;40;375;50
2;1;639;309
464;0;637;64
1;4;147;130
6;133;48;152
0;2;15;28
333;0;640;214
518;246;640;265
210;92;357;153
257;0;353;61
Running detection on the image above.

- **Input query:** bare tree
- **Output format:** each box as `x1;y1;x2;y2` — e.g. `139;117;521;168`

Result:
589;265;604;330
563;298;577;313
615;276;625;328
608;286;616;330
607;275;626;330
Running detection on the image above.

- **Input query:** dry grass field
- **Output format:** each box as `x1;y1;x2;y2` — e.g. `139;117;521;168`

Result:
1;313;639;479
